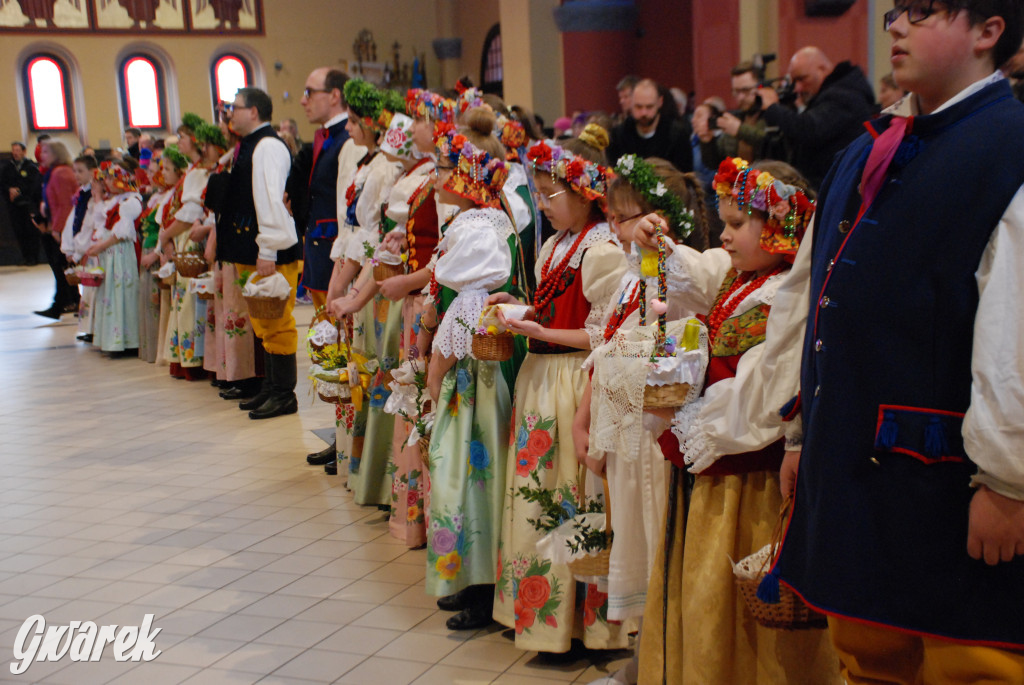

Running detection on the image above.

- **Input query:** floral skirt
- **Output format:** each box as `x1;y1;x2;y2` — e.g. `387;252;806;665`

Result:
92;241;140;353
205;263;257;381
493;351;632;653
336;297;373;475
637;470;841;685
388;294;428;548
425;357;510;597
137;249;161;363
349;295;401;507
165;273;204;368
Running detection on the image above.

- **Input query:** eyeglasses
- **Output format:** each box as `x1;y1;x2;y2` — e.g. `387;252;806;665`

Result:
302;87;329;99
883;1;950;30
731;86;757;96
533;189;568;207
610;211;645;226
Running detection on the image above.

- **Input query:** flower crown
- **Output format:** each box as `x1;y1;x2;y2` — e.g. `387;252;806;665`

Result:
344;79;384;132
435;127;509;208
456;86;485;118
375;89;406;132
178;112;205;139
495;115;527;160
405;89;455;123
713;157;814;260
195;122;228;150
615;154;696;240
161;144;189;171
97;161;138;192
525;139;610;205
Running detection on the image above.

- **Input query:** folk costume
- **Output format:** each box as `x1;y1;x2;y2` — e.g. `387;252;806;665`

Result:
424;128;520;610
216;122;300;417
493;139;629;653
137;183;172;362
91;165;142;354
301;111;351;306
771;73;1024;677
164;160;210;378
349;108;418;509
59;181;96;340
637;159;837;685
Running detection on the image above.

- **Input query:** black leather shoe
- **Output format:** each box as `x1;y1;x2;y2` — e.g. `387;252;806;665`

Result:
239;392;270;411
76;333;93;342
324;460;338;476
62;302;79;313
220;386;253;400
307;442;337;465
437;587;473;612
33;306;61;320
445;602;494;631
248;394;298;420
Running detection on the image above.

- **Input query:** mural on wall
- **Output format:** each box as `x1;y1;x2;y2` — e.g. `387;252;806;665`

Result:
0;0;262;32
0;0;89;28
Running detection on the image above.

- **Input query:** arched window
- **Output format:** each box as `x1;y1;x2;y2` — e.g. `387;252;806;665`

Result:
119;54;166;129
23;54;72;131
480;24;503;97
211;53;251;111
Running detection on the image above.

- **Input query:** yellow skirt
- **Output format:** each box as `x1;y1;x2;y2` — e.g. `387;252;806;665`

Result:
638;470;841;685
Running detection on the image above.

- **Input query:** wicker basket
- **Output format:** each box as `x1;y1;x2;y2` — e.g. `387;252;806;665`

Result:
157;272;174;290
644;382;691;409
317;380;351;405
244;295;288;319
79;273;104;287
418;435;431;468
735;498;828;630
64;268;81;286
197;292;215;301
472;332;513;361
567;477;612;577
372;261;405;282
174;252;209;278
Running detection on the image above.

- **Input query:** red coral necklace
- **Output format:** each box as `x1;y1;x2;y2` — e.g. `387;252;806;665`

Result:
706;265;785;346
533;221;596;314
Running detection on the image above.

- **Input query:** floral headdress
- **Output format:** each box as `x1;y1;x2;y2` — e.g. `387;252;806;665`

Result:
615;154;696;240
435;128;509;208
344;79;384;132
381;112;416;160
713;157;814;260
194;122;228;150
161;144;190;171
376;89;406;132
495;115;527;161
98;161;138;192
405;88;456;124
456;85;485;118
178;112;205;140
525;139;611;206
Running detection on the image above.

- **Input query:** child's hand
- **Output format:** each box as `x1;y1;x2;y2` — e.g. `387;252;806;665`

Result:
968;485;1024;565
780;449;801;498
187;220;206;243
377;275;407;301
140;252;159;269
381;231;407;254
485;292;523;307
572;417;590;467
329;296;357;319
504;318;543;339
633;213;667;251
585;454;606;477
84;245;100;259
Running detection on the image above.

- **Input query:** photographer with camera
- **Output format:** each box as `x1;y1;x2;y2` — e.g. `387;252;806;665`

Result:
607;78;693;173
693;61;769;171
759;46;876;189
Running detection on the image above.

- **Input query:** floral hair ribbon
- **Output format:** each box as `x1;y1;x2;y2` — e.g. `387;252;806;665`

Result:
98;161;138;192
435;127;509;208
405;88;455;124
615;154;696;240
713;157;814;260
525;139;611;207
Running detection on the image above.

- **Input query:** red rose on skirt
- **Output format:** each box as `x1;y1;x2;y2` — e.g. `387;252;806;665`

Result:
406;490;419;507
585;583;608;609
514;597;535;634
515;449;538;477
517;574;551;610
526;429;553;457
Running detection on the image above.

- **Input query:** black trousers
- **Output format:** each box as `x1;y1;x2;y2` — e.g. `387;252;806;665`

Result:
9;206;42;265
41;232;78;308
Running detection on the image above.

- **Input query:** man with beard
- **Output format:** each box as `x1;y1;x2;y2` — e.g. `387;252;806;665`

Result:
607;78;693;173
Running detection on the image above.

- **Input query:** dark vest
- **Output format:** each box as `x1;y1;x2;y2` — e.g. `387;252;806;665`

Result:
306;118;350;240
71;186;91;235
776;80;1024;647
217;125;301;265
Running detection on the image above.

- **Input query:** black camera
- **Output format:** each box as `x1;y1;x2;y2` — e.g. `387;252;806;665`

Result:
769;76;799;106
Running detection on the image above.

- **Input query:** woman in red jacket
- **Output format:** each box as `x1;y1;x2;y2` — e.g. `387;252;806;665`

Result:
34;139;79;319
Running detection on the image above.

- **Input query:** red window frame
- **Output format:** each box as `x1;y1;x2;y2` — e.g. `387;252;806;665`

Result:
24;55;72;132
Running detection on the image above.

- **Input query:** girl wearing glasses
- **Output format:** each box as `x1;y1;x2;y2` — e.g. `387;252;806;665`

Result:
490;126;631;654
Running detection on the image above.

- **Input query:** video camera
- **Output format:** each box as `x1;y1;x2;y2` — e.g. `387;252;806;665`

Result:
752;53;798;107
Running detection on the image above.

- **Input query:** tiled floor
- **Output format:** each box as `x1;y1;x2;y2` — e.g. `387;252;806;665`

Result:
0;266;631;684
